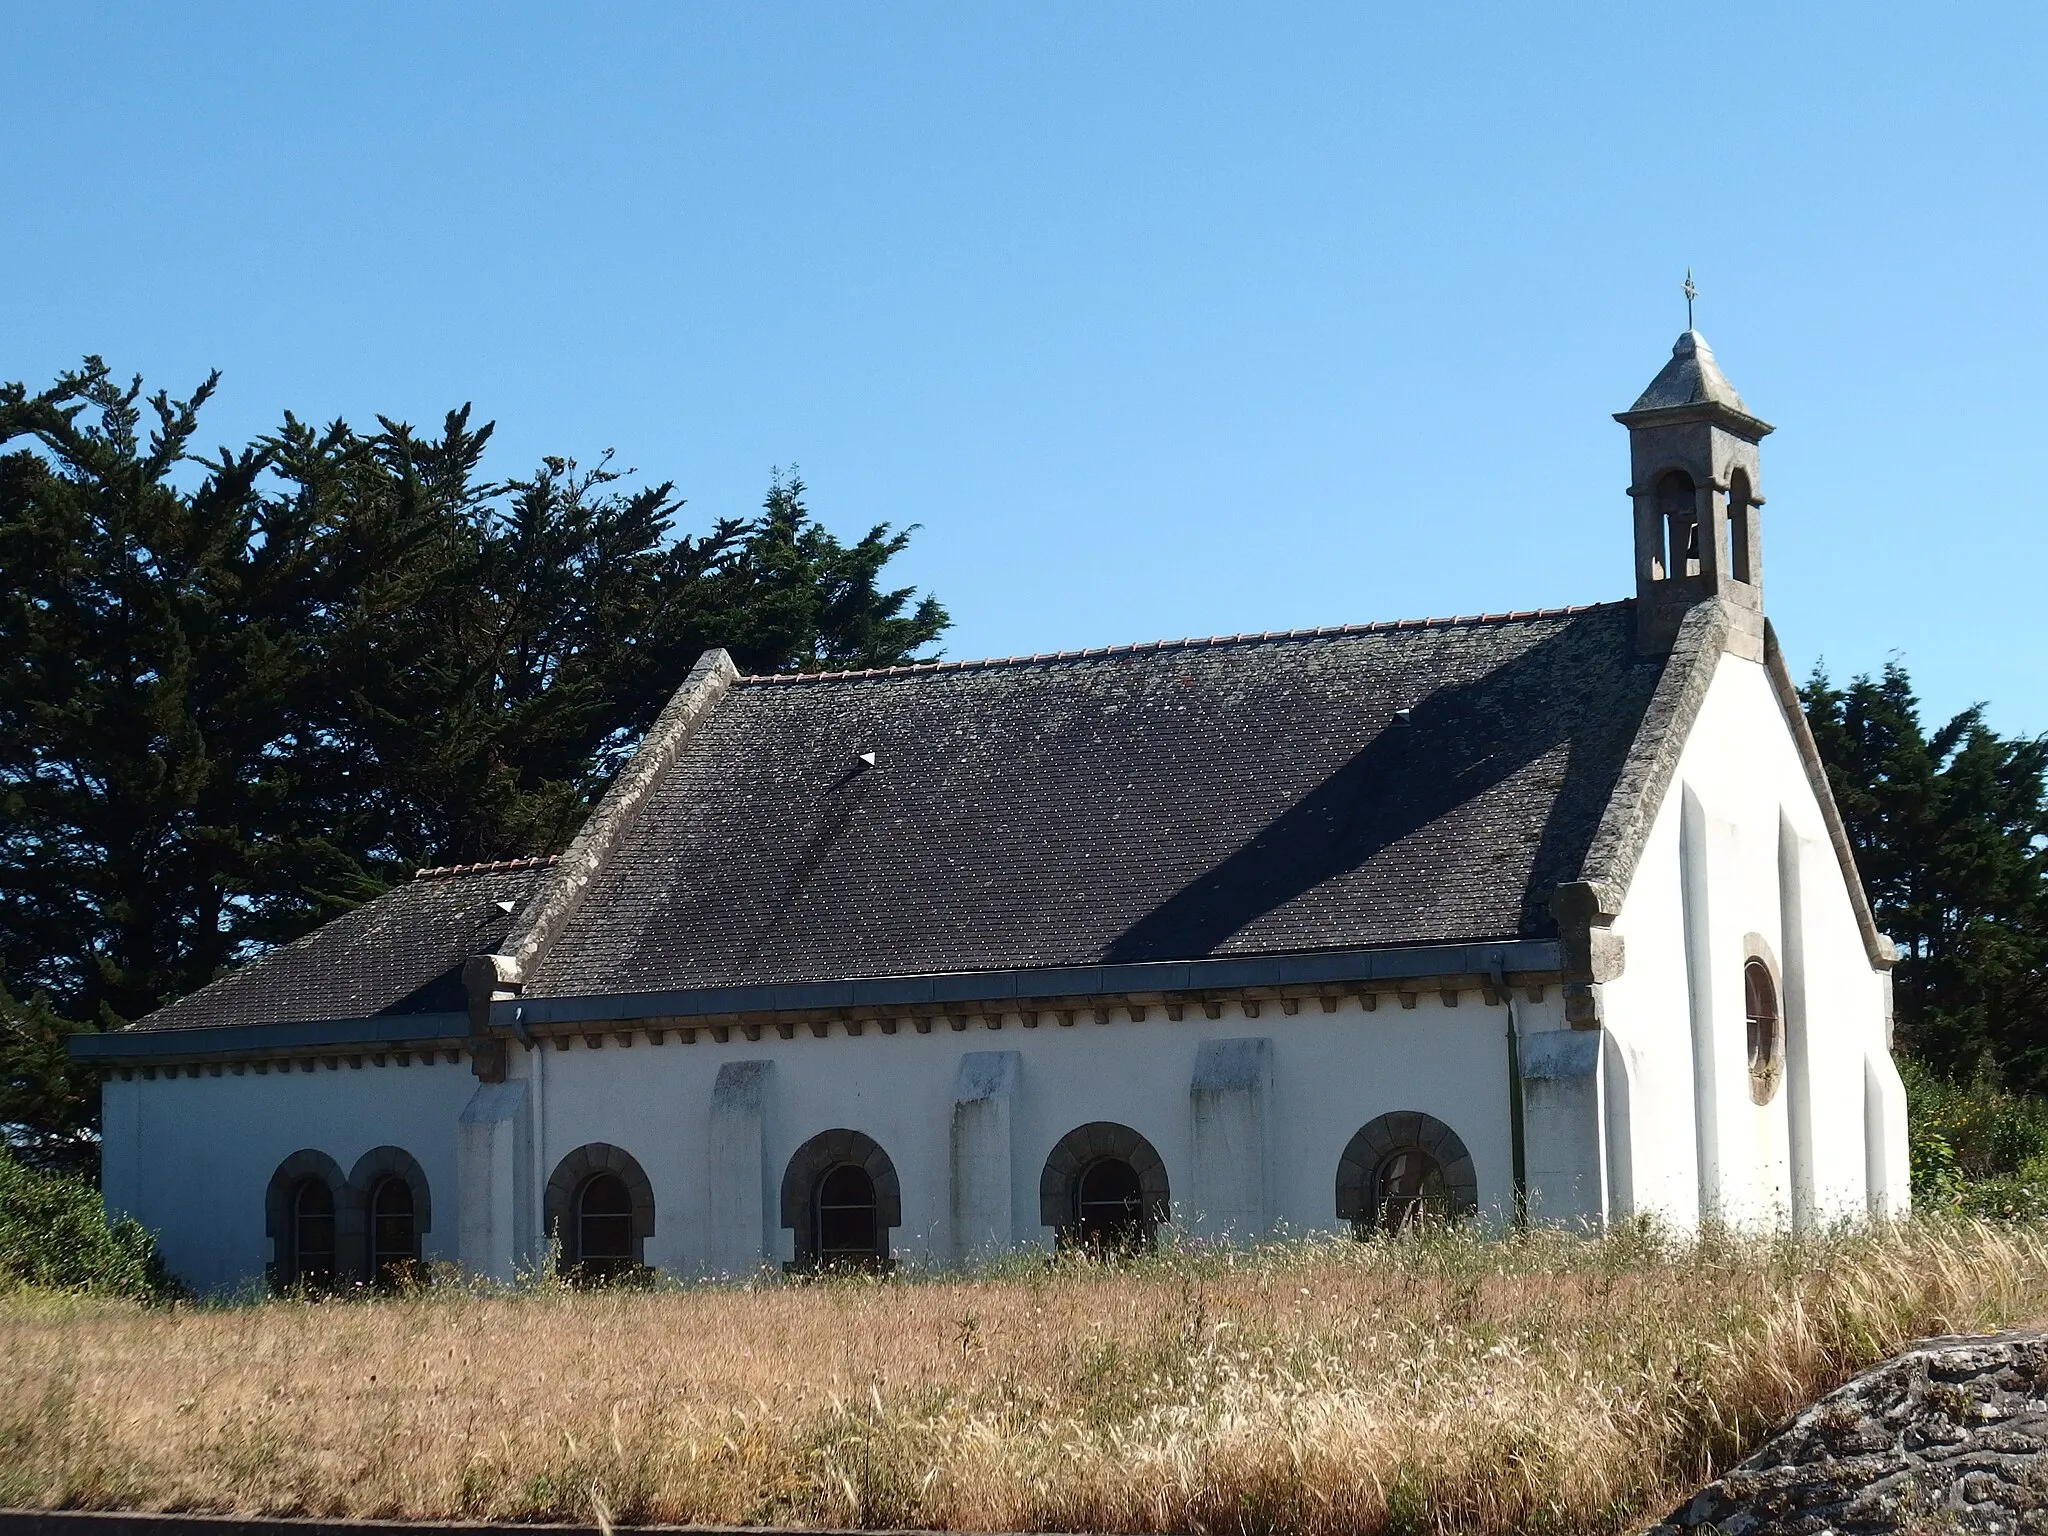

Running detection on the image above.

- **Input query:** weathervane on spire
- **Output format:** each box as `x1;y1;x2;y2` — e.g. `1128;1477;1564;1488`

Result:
1683;270;1698;331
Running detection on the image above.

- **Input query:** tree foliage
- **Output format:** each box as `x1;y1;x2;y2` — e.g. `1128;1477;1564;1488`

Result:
0;982;97;1178
1802;662;2048;1086
0;359;947;1157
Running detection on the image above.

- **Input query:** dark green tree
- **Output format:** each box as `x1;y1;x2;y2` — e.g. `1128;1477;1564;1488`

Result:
0;361;423;1023
1802;662;2048;1085
1;360;948;1161
0;982;98;1176
706;471;950;674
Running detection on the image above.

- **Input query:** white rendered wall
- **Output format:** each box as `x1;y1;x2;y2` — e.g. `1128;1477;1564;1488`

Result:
100;1057;478;1294
108;990;1562;1289
1602;650;1902;1229
515;992;1541;1276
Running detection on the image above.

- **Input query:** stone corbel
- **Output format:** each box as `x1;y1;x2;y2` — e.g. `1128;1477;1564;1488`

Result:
462;952;524;1083
1549;880;1625;1030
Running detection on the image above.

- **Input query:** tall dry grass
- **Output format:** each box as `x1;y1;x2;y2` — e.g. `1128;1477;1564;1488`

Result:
2;1220;2044;1534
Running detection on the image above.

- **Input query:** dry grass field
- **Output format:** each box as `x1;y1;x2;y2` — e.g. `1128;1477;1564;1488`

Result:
3;1220;2045;1535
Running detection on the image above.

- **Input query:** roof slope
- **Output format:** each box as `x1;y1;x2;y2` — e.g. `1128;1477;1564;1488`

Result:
1622;330;1772;435
133;861;553;1031
527;602;1665;998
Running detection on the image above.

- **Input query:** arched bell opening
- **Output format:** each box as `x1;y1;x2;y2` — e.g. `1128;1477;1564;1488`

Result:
1726;466;1758;585
1653;468;1700;580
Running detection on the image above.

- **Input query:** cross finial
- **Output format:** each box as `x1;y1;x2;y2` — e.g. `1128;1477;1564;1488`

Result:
1683;269;1698;331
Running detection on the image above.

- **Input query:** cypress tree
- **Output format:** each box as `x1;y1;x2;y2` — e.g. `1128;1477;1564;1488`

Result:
1;360;948;1160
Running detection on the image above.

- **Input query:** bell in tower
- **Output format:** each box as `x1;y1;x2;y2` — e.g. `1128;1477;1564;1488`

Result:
1616;328;1773;658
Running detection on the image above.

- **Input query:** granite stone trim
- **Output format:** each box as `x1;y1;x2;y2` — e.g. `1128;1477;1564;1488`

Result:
1647;1330;2048;1536
779;1128;902;1266
70;943;1563;1067
1038;1121;1171;1230
72;1012;471;1063
506;940;1562;1029
486;647;739;988
347;1145;432;1242
263;1149;356;1286
1548;597;1731;1026
1617;330;1774;433
543;1142;656;1271
1333;1111;1478;1225
1762;620;1892;973
1575;597;1731;913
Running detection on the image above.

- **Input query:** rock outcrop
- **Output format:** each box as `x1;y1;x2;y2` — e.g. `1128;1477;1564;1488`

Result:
1649;1331;2048;1535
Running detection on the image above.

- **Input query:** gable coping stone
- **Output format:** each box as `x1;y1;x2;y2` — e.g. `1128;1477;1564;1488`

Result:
463;648;739;1053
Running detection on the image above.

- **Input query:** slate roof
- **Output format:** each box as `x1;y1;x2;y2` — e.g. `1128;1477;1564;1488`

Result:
132;860;554;1031
525;601;1665;998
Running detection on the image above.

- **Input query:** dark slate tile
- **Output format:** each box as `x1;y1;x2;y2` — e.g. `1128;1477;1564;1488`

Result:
130;864;551;1032
528;604;1661;997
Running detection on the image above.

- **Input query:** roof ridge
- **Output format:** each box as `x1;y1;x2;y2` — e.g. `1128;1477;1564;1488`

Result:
412;854;560;882
737;599;1632;686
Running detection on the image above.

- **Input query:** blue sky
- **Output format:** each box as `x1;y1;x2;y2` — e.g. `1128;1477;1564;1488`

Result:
5;4;2042;734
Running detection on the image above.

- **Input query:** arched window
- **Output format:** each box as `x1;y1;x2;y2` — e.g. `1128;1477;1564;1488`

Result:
291;1178;337;1288
1074;1156;1147;1256
1746;957;1782;1103
1336;1113;1478;1235
574;1173;636;1281
345;1146;431;1288
1040;1122;1169;1257
267;1150;349;1290
367;1175;417;1288
814;1164;882;1269
1653;469;1699;579
781;1130;900;1273
544;1144;655;1282
1374;1146;1449;1232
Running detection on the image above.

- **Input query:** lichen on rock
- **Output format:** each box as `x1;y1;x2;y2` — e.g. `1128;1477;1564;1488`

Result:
1648;1331;2048;1536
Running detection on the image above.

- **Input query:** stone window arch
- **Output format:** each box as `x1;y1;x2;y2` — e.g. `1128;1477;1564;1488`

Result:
265;1149;352;1290
780;1129;901;1272
348;1146;430;1288
1040;1122;1170;1255
545;1143;655;1280
1336;1113;1478;1234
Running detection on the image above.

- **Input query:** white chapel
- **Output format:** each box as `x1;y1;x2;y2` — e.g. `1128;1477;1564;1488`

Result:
80;329;1912;1292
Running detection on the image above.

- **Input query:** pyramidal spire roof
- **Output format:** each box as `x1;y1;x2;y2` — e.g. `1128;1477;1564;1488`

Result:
1616;330;1773;437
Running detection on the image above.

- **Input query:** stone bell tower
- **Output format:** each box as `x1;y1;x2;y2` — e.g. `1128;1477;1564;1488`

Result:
1615;330;1773;658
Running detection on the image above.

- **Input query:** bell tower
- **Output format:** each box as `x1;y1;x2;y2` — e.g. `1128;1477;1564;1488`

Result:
1615;329;1773;658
